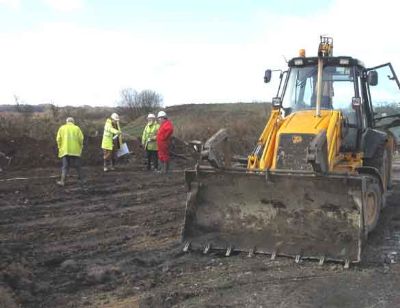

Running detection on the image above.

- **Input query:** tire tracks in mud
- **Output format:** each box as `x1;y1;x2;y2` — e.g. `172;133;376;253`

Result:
2;164;400;307
0;167;187;307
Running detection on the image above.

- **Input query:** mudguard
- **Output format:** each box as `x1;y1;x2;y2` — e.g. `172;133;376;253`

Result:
182;167;368;263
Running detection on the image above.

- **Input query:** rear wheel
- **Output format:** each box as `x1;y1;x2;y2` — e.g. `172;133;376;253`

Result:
364;181;382;233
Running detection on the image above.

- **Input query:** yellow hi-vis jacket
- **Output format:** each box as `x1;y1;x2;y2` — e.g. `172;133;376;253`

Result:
101;118;122;150
56;122;84;158
141;122;160;151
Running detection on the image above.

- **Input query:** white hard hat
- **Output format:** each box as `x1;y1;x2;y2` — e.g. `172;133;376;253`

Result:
111;113;120;121
157;111;167;118
66;117;74;123
147;113;156;119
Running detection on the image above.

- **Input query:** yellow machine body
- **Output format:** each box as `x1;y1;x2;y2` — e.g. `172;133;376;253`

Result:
248;109;363;173
181;37;396;264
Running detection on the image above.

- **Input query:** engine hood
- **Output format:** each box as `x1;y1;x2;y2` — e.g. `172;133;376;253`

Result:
278;110;338;135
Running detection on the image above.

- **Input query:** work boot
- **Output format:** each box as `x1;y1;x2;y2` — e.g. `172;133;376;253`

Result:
77;172;85;185
110;159;116;171
160;162;167;174
77;167;84;182
103;160;109;172
56;174;66;186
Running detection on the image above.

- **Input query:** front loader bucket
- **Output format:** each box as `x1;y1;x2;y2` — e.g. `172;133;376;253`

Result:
182;168;366;263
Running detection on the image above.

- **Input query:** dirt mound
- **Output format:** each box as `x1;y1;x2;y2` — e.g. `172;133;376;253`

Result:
0;136;195;171
124;103;271;156
0;137;58;169
0;136;110;170
1;103;270;171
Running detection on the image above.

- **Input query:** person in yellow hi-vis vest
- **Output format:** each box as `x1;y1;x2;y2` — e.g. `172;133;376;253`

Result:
141;113;160;170
56;117;84;186
101;113;122;172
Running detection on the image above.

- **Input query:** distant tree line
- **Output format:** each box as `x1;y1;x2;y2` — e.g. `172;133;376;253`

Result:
117;88;163;120
0;104;40;112
374;102;400;116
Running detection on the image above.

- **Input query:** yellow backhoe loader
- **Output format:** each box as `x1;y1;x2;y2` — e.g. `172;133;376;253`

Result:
181;37;400;266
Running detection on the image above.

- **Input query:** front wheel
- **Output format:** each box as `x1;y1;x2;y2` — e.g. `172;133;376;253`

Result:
364;181;382;234
364;144;392;191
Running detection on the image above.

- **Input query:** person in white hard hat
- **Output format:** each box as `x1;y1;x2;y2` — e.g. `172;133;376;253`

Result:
156;110;174;173
142;113;160;170
56;117;84;186
101;113;122;171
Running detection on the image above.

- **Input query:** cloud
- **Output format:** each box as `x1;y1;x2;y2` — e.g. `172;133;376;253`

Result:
0;22;171;106
0;0;21;10
43;0;84;12
255;0;400;63
250;0;400;100
0;28;280;106
0;0;399;107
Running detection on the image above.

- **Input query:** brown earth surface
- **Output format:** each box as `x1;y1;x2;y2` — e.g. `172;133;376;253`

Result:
0;135;193;170
1;157;400;307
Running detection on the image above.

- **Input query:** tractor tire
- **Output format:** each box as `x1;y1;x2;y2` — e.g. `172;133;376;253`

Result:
364;180;382;233
363;144;392;190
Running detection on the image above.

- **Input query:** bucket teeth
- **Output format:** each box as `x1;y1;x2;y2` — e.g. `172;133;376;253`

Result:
183;241;191;252
295;255;302;264
203;244;211;254
225;246;233;257
318;256;325;266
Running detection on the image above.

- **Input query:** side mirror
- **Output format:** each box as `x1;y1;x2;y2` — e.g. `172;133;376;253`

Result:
264;70;272;83
272;97;282;108
368;70;378;86
352;97;361;109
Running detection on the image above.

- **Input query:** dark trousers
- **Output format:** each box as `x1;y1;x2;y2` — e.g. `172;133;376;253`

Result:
146;150;158;170
62;155;82;179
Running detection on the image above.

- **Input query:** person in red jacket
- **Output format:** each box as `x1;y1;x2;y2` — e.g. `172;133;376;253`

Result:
156;110;174;173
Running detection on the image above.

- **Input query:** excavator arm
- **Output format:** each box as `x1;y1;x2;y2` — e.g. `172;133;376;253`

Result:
247;109;282;170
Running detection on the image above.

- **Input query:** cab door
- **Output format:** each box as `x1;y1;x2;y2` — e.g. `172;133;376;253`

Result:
366;63;400;143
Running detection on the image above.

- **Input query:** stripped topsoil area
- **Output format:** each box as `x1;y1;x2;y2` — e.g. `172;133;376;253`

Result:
1;159;400;307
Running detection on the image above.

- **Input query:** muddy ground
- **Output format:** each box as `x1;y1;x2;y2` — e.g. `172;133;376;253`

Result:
1;158;400;307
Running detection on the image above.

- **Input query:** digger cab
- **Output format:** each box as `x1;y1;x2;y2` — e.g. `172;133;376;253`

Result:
284;58;361;153
265;55;400;156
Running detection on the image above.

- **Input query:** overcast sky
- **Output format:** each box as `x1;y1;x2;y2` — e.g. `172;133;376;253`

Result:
0;0;399;106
